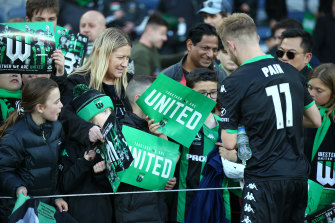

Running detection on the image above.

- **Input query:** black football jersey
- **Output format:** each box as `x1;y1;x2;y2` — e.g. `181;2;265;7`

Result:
219;55;314;181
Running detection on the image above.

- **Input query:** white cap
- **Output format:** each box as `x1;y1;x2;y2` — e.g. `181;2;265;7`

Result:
198;0;232;15
221;157;245;179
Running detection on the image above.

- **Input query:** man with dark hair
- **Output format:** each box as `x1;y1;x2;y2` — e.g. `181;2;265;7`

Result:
267;18;303;56
217;13;320;222
198;0;232;27
277;28;313;81
161;23;226;85
131;13;182;76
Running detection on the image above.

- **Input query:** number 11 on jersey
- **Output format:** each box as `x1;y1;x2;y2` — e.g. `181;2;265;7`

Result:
266;83;293;129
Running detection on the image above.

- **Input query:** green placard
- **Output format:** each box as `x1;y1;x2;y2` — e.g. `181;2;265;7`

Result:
306;179;324;216
136;74;216;148
0;22;55;74
121;125;179;190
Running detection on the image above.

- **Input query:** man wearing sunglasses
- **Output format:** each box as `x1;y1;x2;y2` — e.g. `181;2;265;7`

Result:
277;28;313;82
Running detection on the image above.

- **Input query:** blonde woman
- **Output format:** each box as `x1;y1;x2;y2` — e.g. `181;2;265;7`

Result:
60;27;132;146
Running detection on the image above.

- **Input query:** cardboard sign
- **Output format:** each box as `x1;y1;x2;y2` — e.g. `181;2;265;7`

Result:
97;114;133;193
0;22;55;74
55;26;88;74
136;74;216;148
120;125;179;190
305;205;335;223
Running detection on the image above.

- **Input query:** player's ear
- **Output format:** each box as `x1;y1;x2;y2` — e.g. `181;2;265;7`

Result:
186;39;194;52
25;16;31;22
226;40;235;51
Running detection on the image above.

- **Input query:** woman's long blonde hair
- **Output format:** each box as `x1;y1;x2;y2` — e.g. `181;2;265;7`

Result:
70;27;131;97
309;63;335;119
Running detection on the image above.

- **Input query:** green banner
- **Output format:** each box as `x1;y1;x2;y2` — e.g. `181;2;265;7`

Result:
136;74;216;148
306;179;324;216
0;22;55;74
55;26;88;74
121;125;179;190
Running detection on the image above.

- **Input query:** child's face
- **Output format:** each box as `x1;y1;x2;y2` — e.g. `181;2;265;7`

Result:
40;87;63;122
27;9;57;31
0;73;22;91
91;108;112;128
308;78;333;106
193;81;218;102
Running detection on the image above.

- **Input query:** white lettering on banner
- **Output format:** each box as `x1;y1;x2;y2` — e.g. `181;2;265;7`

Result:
261;64;284;77
144;89;203;130
6;38;31;63
129;146;172;178
316;162;335;186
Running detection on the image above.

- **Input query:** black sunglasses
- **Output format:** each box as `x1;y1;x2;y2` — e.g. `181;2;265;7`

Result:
276;50;305;60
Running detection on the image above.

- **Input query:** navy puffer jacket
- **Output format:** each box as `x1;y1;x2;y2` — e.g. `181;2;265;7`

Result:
0;113;63;197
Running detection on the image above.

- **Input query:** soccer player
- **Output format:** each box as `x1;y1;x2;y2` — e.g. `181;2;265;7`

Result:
216;13;321;222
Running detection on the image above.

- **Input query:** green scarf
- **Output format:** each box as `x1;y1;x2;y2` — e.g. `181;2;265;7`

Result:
0;88;21;121
311;108;331;162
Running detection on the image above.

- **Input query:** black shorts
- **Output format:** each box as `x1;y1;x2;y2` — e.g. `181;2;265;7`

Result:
240;179;308;223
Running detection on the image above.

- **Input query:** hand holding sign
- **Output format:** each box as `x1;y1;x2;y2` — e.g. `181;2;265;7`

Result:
137;74;216;148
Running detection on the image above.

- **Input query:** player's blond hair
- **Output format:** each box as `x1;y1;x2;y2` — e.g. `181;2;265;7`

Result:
217;13;258;44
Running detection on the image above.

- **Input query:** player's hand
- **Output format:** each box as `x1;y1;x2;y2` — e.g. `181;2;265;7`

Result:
52;50;65;76
89;126;105;143
55;198;68;212
165;177;176;190
84;150;96;161
16;186;28;197
93;161;106;173
216;142;237;162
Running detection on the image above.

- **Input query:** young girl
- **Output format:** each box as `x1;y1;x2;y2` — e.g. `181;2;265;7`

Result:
305;63;335;212
61;27;132;148
0;78;67;221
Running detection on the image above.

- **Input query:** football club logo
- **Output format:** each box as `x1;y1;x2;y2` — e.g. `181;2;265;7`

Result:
136;173;145;182
95;100;104;109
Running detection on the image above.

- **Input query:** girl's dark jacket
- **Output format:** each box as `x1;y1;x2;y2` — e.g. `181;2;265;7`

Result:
0;114;63;222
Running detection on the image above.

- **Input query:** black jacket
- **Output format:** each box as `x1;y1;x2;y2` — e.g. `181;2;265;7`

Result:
0;114;63;222
160;54;227;85
113;112;168;223
59;140;113;223
0;114;62;197
59;72;132;147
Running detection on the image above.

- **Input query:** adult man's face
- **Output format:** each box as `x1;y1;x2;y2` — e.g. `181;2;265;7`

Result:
80;11;106;43
203;13;224;28
188;34;219;68
26;9;57;31
149;25;167;49
278;37;311;71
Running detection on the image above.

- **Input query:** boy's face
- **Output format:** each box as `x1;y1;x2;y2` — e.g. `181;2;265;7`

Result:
0;73;22;91
91;108;112;128
26;9;57;31
193;80;218;102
